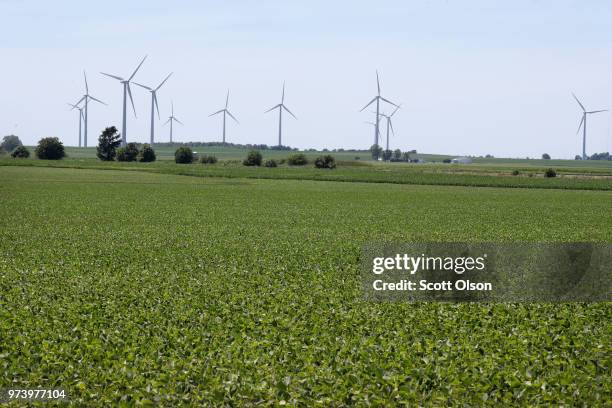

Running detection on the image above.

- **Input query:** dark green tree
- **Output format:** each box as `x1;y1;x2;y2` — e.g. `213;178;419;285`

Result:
1;135;22;153
243;150;262;166
370;144;383;160
35;137;65;160
394;149;402;160
96;127;121;161
542;153;551;160
175;146;194;164
117;143;139;162
11;145;30;158
138;144;157;162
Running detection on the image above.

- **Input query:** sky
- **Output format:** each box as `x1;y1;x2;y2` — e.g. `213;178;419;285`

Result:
1;0;612;158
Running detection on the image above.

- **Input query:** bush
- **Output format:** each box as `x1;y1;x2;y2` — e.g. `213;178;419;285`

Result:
97;126;121;161
287;153;308;166
511;170;520;176
264;159;278;168
11;145;30;158
116;143;139;162
314;155;336;169
544;168;557;178
243;150;262;166
139;144;156;162
1;135;22;153
35;137;65;160
175;147;194;164
199;155;218;164
542;153;551;160
442;159;451;163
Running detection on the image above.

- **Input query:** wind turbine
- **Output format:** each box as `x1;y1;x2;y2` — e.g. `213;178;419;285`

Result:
133;72;173;145
67;102;85;148
378;105;401;153
74;71;106;148
265;82;297;147
209;90;239;144
573;93;607;160
101;55;147;146
360;71;398;147
164;102;183;143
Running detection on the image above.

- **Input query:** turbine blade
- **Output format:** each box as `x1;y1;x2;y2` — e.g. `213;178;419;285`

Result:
128;55;147;81
282;104;297;119
133;82;152;90
389;119;395;136
390;104;401;116
74;95;86;105
67;102;78;109
376;70;380;95
154;93;160;120
226;110;239;124
359;97;377;112
88;95;107;105
83;70;89;93
576;115;585;135
127;84;137;117
209;109;224;117
587;109;608;114
155;72;173;91
164;118;171;126
379;96;399;107
100;72;124;81
264;104;281;113
572;92;586;112
281;81;285;104
174;117;184;125
225;89;230;109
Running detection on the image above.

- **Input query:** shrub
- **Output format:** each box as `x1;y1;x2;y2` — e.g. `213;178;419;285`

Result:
314;155;336;169
354;156;360;160
199;155;218;164
243;150;262;166
139;144;156;162
97;126;121;161
1;135;22;153
11;145;30;158
116;143;139;162
287;153;308;166
511;170;520;176
542;153;551;160
279;159;286;165
544;168;557;178
264;159;278;168
382;150;393;161
442;159;451;163
35;137;65;160
175;147;194;164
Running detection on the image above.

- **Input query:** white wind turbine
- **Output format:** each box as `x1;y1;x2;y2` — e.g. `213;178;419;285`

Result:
573;93;607;160
101;55;147;146
164;102;183;143
74;71;106;148
133;72;173;145
210;90;239;144
67;102;85;148
265;82;297;147
378;104;401;153
360;71;398;147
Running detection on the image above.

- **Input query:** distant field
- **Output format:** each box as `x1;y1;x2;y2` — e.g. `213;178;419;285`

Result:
0;166;610;405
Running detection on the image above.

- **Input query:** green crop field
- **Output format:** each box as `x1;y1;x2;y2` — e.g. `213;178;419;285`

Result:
0;164;610;406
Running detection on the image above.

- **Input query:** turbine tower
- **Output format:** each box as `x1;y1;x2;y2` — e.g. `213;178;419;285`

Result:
101;55;147;146
67;102;85;148
573;93;607;160
378;105;401;153
164;102;183;143
74;71;106;148
133;72;173;145
264;82;296;147
360;71;398;147
209;90;239;144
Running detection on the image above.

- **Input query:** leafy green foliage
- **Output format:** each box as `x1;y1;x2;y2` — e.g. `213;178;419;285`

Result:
96;127;121;161
138;144;156;162
243;150;262;166
370;144;383;160
314;155;336;169
1;135;22;153
0;166;609;405
35;137;65;160
542;153;551;160
264;159;278;168
175;147;194;164
199;155;218;164
116;143;139;162
10;145;30;158
545;168;557;178
287;153;308;166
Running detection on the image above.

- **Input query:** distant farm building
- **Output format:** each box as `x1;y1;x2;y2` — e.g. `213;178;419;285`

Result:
451;157;473;164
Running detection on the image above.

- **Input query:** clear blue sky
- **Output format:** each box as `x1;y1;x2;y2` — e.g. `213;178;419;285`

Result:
1;0;611;157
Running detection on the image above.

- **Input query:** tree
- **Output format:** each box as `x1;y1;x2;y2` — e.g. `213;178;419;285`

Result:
575;155;582;160
544;168;557;178
542;153;551;160
243;150;262;166
382;149;393;161
117;143;139;162
287;153;308;165
138;144;156;162
264;159;278;168
35;137;65;160
11;145;30;158
97;126;121;161
175;147;194;164
370;144;383;160
393;149;402;160
1;135;22;153
314;155;336;169
402;152;410;162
